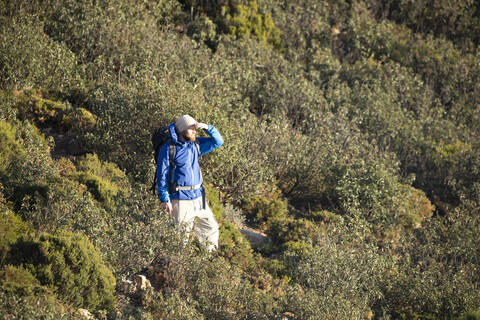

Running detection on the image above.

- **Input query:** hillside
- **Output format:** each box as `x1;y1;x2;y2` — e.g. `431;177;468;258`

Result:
1;0;480;319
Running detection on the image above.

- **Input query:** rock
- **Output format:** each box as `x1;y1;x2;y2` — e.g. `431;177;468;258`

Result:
68;138;85;156
133;274;152;291
239;228;268;249
117;279;136;294
77;308;93;319
41;127;53;135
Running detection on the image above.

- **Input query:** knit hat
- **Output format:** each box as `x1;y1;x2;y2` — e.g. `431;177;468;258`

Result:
175;115;197;133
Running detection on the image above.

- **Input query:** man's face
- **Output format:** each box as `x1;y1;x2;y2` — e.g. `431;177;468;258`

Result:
182;125;196;142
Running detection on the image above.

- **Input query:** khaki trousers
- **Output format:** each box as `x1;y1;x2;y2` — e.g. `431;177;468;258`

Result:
171;197;219;252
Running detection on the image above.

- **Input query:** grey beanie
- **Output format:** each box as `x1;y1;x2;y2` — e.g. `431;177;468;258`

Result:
175;115;197;133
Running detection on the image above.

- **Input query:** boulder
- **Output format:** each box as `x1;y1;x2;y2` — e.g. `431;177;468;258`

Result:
77;308;93;319
133;274;152;291
68;138;85;156
239;228;268;249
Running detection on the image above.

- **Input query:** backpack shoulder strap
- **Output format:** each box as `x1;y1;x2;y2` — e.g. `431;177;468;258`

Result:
194;139;201;158
168;142;176;185
168;142;176;164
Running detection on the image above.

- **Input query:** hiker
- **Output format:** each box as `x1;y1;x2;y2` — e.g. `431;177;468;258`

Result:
156;115;223;252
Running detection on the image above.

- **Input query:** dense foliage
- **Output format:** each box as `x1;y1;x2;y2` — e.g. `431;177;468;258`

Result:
1;0;479;318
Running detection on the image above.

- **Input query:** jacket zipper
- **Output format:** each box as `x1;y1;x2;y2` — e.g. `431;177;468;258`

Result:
191;143;195;185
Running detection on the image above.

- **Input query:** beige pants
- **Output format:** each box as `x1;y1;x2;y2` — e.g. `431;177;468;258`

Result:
171;198;219;252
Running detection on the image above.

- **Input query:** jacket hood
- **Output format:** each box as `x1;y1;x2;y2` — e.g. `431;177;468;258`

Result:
168;123;179;144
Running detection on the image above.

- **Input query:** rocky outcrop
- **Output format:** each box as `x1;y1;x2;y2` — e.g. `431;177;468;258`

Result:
41;126;86;158
77;308;93;319
239;228;268;249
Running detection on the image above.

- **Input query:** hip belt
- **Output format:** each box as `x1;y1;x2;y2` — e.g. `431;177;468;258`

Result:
175;183;206;210
175;184;203;191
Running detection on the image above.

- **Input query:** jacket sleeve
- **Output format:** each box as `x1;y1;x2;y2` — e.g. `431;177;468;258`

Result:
156;143;171;203
197;125;224;155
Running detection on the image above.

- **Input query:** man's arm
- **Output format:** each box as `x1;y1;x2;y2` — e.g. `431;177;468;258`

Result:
196;123;224;155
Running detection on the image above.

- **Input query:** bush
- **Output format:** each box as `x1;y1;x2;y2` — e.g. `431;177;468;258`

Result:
226;0;282;50
0;14;78;91
0;120;26;173
284;229;388;320
75;153;129;207
460;310;480;320
0;192;29;265
0;117;57;209
266;216;315;251
92;186;183;276
305;210;344;225
241;193;289;227
0;265;49;298
6;89;94;132
218;222;257;271
333;157;434;231
9;232;116;313
0;265;84;319
378;204;480;319
222;203;246;227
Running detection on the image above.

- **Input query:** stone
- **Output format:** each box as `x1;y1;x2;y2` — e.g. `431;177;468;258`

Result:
133;274;152;291
117;279;136;294
77;308;93;319
239;228;268;249
68;138;85;156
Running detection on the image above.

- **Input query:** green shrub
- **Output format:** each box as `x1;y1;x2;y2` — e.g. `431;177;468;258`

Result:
264;0;335;59
221;203;246;227
92;187;183;276
75;153;129;206
186;254;281;318
218;222;257;271
0;117;58;210
0;120;26;173
333;157;434;231
226;0;282;50
378;0;480;47
285;230;388;320
306;210;344;225
432;140;473;168
9;231;116;313
0;265;49;298
144;291;205;320
205;184;223;223
8;89;87;131
0;192;29;265
460;310;480;320
0;265;84;319
241;193;289;226
0;14;78;90
380;205;480;319
188;16;217;45
266;216;315;250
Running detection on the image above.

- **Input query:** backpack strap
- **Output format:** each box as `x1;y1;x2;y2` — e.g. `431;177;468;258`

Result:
195;139;201;158
167;143;177;193
194;139;206;209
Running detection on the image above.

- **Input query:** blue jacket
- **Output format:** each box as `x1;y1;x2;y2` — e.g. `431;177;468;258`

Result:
157;123;223;203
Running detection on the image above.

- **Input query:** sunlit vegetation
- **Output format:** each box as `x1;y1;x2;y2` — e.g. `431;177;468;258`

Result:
1;0;479;318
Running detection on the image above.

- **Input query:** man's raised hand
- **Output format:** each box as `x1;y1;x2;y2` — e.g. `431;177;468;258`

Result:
195;122;208;130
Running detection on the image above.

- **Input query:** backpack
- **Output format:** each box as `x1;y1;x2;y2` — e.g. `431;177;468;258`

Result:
150;125;201;196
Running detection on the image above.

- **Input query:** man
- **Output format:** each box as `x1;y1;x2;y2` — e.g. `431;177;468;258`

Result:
157;115;224;251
